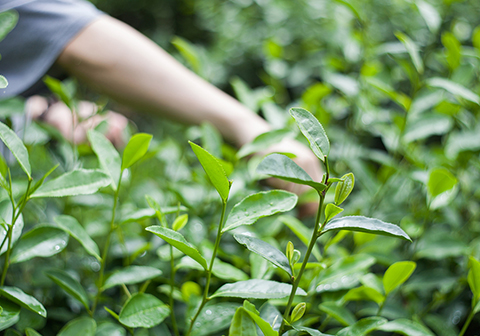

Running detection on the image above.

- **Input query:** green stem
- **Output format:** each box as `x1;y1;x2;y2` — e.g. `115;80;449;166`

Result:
92;174;123;313
278;195;324;335
459;309;475;336
186;199;228;336
170;245;180;336
376;299;386;316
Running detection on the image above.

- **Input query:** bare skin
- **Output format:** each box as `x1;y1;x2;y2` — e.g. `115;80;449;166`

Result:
51;15;322;213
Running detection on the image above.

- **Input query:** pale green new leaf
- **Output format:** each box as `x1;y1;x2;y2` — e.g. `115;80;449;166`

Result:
383;261;416;296
324;216;411;241
146;226;207;270
222;190;297;232
53;215;100;260
45;269;89;311
468;257;480;302
118;293;169;328
395;32;424;74
427;168;457;198
189;141;230;201
121;133;152;170
335;173;354;205
10;226;69;264
87;129;121;190
319;302;356;326
0;121;31;178
172;214;188;231
279;215;322;261
427;78;480;105
31;169;110;198
234;233;292;276
57;317;96;336
377;319;435;336
0;286;46;317
210;279;306;299
256;154;327;192
325;203;344;222
290;107;330;160
242;301;277;336
229;307;257;336
102;266;162;290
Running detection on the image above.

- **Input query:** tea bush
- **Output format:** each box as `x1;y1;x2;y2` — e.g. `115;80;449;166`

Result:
1;0;480;335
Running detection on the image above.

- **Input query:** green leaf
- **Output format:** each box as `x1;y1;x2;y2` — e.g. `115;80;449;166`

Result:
57;317;96;336
256;154;327;192
445;130;480;160
290;107;330;160
0;11;18;42
10;226;69;264
0;298;20;331
325;204;344;223
191;303;240;336
229;307;258;336
121;133;152;170
189;141;230;201
468;257;480;302
337;317;388;336
442;32;461;71
291;326;334;336
172;214;188;231
43;76;74;110
279;215;322;261
171;36;201;74
0;203;23;256
0;76;7;89
25;328;42;336
343;286;385;305
102;266;162;290
146;226;207;270
335;173;354;205
87;129;121;190
222;190;297;232
323;216;411;241
210;279;306;299
319;302;356;326
31;169;110;198
395;32;424;74
403;114;453;144
0;121;31;178
427;168;457;198
290;302;306;323
237;129;293;159
377;319;435;336
118;293;169;328
45;269;89;311
95;322;126;336
234;233;292;276
53;215;100;261
383;261;416;296
0;286;46;318
416;0;440;33
427;78;480;105
242;301;278;336
177;256;248;281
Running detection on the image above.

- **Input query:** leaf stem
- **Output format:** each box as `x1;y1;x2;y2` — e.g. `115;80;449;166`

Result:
459;309;475;336
170;245;180;336
186;199;227;336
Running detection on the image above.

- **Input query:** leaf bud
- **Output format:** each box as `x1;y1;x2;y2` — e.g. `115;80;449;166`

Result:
290;302;306;323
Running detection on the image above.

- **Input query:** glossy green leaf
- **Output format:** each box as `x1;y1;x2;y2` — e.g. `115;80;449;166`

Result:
11;226;69;264
242;301;277;336
234;233;292;276
403;114;452;144
337;317;387;336
210;279;306;299
468;257;480;302
57;317;96;336
427;168;457;198
291;326;334;336
31;169;110;198
25;328;42;336
53;215;100;260
383;261;416;295
319;302;356;326
290;107;330;160
87;129;121;190
0;298;20;330
0;10;18;42
191;302;240;336
45;269;89;311
146;225;207;270
237;129;293;158
172;214;188;231
223;190;297;232
279;215;322;261
177;256;248;281
335;173;354;205
0;121;31;178
416;0;440;32
256;154;327;192
0;286;46;317
395;32;423;74
118;293;169;328
189;141;230;200
323;216;411;241
102;266;162;290
95;322;126;336
427;78;480;105
229;307;257;336
121;133;152;170
377;319;435;336
344;286;385;305
325;204;343;223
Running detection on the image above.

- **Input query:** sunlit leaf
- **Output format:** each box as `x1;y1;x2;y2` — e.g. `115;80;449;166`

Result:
0;286;46;317
325;203;344;223
118;293;169;328
87;129;121;190
383;261;416;295
121;133;152;170
172;214;188;231
468;257;480;302
416;1;441;33
290;107;330;160
335;173;354;205
211;279;306;299
427;167;457;199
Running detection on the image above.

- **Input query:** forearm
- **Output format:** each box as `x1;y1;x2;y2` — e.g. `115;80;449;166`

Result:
56;15;270;147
